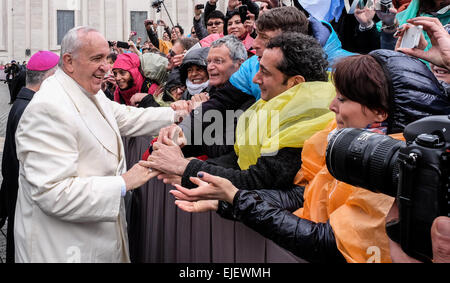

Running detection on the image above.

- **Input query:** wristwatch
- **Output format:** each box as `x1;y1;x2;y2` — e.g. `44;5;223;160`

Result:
359;21;375;32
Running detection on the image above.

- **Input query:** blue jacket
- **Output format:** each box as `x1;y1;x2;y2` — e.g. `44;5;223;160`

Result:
229;18;355;100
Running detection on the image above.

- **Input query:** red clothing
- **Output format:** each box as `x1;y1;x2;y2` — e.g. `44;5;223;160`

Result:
112;53;145;106
393;0;412;12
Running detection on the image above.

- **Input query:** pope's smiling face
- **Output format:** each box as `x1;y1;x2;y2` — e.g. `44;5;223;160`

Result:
66;31;110;95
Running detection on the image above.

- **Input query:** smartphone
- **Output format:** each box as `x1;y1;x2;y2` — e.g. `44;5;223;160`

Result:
400;25;423;49
116;41;130;49
239;5;248;23
375;0;393;13
196;4;205;10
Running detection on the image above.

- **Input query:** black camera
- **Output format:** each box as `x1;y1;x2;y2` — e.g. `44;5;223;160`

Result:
326;115;450;262
152;0;164;13
196;4;205;10
116;41;130;49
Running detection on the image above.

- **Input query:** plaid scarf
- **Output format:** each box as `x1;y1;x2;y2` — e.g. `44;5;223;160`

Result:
365;121;388;135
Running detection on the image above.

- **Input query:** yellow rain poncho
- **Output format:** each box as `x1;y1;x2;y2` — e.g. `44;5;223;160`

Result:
234;81;336;170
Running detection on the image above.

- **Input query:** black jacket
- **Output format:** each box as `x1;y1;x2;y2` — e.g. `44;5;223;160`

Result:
370;49;450;134
0;87;35;263
181;147;303;190
193;13;209;41
180;81;256;159
217;187;346;263
331;9;381;54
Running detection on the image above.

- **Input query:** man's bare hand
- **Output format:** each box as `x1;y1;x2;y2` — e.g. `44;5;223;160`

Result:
431;216;450;263
157;124;187;147
354;5;376;28
122;163;161;191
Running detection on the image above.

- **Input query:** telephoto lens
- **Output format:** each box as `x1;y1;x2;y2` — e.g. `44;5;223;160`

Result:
325;128;404;196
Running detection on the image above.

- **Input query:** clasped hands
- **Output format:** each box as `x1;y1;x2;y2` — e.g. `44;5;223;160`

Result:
137;124;189;185
135;124;239;214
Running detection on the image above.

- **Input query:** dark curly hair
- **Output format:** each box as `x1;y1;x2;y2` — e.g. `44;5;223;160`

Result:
266;32;328;82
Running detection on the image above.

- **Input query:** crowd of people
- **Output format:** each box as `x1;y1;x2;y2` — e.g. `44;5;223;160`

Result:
2;60;27;105
0;0;449;263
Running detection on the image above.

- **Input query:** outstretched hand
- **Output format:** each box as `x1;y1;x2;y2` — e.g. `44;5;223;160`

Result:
140;136;189;176
354;5;376;28
174;199;219;213
170;172;239;204
122;163;162;191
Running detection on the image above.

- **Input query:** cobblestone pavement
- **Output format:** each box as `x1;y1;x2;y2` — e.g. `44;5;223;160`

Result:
0;82;12;263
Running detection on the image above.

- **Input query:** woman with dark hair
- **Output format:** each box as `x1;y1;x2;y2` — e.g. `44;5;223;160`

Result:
200;10;255;55
169;50;450;263
223;10;254;51
112;53;159;106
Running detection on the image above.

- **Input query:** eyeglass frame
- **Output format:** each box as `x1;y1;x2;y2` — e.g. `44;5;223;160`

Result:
169;85;187;93
207;58;226;66
207;20;224;27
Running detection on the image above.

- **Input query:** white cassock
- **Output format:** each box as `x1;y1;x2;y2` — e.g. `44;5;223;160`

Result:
14;69;174;263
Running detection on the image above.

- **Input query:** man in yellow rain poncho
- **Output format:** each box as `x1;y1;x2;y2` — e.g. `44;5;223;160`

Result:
144;32;337;193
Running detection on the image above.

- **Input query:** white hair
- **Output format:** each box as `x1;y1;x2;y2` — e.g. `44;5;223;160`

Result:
210;35;248;63
58;26;100;67
26;66;58;86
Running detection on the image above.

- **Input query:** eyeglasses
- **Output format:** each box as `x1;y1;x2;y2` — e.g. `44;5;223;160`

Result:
207;21;224;27
207;58;226;66
170;86;186;93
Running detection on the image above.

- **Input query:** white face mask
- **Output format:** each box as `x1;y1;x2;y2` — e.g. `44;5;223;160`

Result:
186;79;209;95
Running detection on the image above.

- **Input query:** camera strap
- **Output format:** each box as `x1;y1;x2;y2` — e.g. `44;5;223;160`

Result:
399;152;421;257
386;152;417;252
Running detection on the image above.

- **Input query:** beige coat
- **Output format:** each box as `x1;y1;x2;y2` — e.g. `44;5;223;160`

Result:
14;69;174;263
